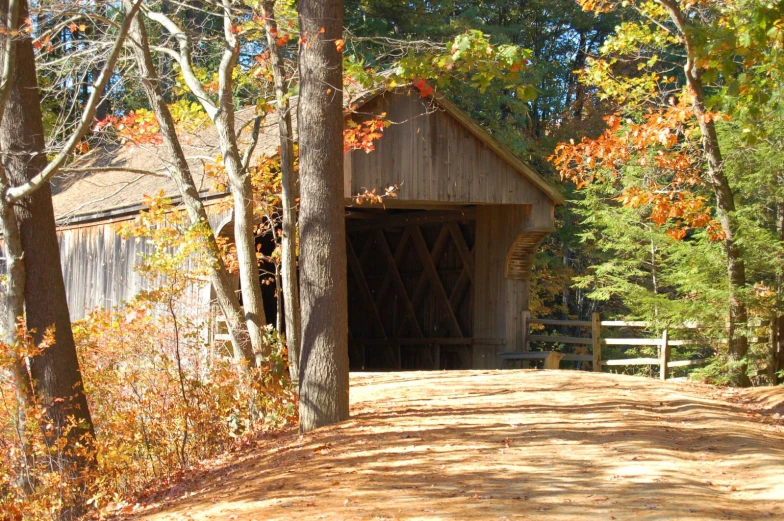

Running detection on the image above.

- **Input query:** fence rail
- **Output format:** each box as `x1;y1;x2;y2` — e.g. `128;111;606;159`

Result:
512;312;721;380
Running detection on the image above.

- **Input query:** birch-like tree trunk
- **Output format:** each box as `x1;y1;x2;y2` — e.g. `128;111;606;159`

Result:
261;0;301;379
124;0;256;369
145;2;269;361
297;0;350;431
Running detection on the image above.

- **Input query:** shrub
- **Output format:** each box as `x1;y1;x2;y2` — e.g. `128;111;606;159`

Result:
0;302;297;520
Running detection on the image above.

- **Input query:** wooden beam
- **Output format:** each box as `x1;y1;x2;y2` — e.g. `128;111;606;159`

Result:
409;225;464;338
446;221;475;283
660;328;670;381
401;225;450;336
473;338;507;346
600;320;650;327
448;241;475;320
347;239;387;338
346;209;476;232
592;312;601;372
601;358;660;366
350;337;472;345
561;354;594;362
529;318;592;327
374;229;424;338
599;320;702;329
449;266;472;312
372;227;410;315
528;335;592;345
667;359;707;368
601;338;662;346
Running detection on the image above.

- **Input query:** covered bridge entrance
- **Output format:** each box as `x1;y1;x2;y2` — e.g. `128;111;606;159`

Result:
342;90;564;370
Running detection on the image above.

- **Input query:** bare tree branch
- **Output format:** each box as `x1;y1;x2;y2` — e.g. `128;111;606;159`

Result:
6;0;143;203
145;8;218;118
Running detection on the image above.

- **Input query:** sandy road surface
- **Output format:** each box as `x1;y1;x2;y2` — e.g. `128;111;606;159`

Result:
120;370;784;521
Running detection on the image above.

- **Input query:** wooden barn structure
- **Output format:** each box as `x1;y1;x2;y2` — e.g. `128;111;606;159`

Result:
51;88;564;371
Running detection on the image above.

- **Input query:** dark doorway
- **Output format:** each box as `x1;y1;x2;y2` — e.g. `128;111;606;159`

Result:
255;227;280;331
345;208;476;371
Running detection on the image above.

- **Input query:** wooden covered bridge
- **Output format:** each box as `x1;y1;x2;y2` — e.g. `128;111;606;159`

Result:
51;88;564;371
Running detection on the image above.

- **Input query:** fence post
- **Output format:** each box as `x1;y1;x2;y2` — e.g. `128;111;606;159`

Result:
592;312;601;372
660;328;670;381
521;310;531;352
768;314;777;384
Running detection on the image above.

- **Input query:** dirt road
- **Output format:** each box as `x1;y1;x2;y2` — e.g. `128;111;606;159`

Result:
121;370;784;521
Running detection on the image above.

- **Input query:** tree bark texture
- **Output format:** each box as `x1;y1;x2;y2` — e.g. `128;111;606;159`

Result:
124;0;257;369
212;4;268;361
658;0;750;386
0;0;32;402
297;0;350;431
774;201;784;385
0;0;95;448
261;0;301;380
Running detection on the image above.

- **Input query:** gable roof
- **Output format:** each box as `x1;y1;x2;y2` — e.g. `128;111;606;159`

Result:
52;88;562;226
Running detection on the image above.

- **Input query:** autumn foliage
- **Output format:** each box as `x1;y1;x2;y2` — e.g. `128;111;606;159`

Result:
551;96;725;241
0;198;297;520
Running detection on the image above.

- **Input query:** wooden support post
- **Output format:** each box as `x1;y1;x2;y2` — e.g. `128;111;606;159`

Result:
434;343;440;370
591;312;601;372
521;310;531;352
660;328;670;381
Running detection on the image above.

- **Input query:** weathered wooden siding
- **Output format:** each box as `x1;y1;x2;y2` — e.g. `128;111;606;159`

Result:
345;92;554;207
57;207;231;320
473;205;532;369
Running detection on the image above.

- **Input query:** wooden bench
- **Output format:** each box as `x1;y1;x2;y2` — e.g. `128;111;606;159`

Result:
499;351;594;370
499;351;565;370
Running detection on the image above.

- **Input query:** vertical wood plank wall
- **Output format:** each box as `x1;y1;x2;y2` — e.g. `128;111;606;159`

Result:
347;92;553;207
56;207;231;320
473;205;532;369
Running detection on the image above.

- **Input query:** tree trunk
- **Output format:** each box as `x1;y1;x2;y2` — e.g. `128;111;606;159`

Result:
213;0;269;362
0;0;31;403
0;0;95;466
687;64;749;388
222;145;269;362
658;0;750;386
776;316;784;384
261;0;301;380
297;0;350;431
142;3;269;361
773;200;784;385
124;0;257;369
